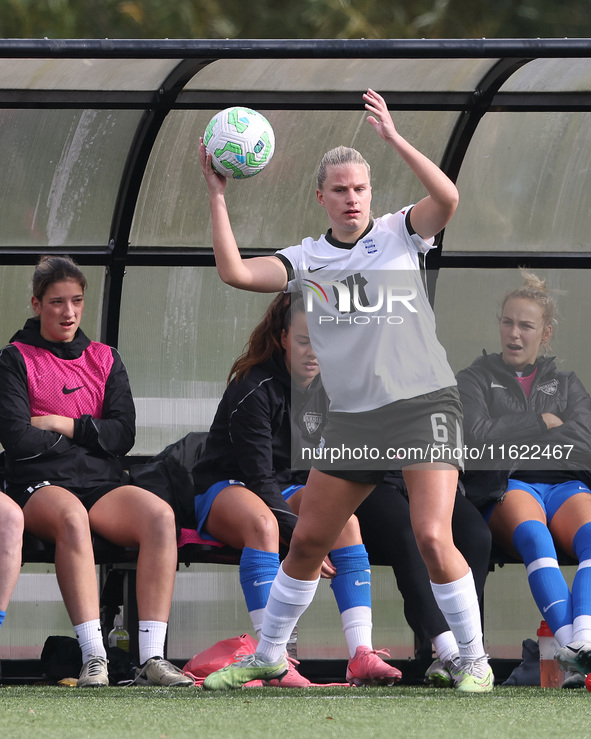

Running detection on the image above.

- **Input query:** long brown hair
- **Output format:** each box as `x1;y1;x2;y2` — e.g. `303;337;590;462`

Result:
228;292;304;384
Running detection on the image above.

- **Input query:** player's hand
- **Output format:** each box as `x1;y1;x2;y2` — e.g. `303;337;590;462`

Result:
199;137;227;195
542;412;563;429
320;555;337;579
363;88;397;143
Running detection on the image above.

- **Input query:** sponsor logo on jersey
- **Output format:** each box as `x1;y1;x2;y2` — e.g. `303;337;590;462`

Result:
490;382;506;389
538;379;558;395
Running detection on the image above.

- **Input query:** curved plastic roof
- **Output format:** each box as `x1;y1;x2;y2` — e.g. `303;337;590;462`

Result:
1;39;590;453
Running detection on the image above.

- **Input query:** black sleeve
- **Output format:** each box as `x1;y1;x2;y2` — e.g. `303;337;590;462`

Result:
543;372;591;457
273;253;294;283
72;348;136;456
456;367;546;446
0;344;74;459
226;380;297;543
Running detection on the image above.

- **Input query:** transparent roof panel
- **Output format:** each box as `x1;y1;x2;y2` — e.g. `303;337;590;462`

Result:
0;58;180;90
499;57;591;92
185;58;495;92
119;266;272;453
445;111;591;253
131;108;460;249
0;108;143;247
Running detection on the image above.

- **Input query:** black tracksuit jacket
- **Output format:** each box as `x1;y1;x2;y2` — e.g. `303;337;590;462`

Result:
191;353;328;544
456;351;591;509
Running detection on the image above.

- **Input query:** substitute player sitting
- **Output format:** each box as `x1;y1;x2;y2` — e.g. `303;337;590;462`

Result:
457;270;591;688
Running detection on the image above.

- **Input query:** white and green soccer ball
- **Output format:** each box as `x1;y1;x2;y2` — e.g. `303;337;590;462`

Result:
204;107;275;179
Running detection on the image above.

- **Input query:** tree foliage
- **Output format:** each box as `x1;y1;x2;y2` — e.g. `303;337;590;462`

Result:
0;0;590;40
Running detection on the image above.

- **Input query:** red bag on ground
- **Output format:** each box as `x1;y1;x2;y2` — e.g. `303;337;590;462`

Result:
183;634;258;684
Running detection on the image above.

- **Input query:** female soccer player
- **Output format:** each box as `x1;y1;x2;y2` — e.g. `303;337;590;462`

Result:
457;271;591;688
0;255;194;688
191;291;401;686
199;89;493;692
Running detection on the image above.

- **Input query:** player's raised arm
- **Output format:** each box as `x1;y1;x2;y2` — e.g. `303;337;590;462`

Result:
363;89;459;240
199;138;288;293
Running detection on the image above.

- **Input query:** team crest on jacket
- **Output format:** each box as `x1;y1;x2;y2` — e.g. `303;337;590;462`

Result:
538;380;558;395
303;411;323;435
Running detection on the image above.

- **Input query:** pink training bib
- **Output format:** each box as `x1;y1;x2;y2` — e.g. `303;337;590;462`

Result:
13;341;114;419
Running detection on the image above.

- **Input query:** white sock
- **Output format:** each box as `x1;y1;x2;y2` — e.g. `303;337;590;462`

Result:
431;630;459;663
74;619;106;663
555;623;574;647
430;570;485;661
249;608;264;638
138;620;168;665
257;564;319;664
572;615;591;644
341;606;373;658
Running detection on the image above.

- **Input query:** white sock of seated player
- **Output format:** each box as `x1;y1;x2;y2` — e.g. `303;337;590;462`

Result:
138;620;168;665
256;563;319;664
430;570;485;662
74;619;107;663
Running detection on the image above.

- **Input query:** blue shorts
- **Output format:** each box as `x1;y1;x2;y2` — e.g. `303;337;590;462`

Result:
194;479;246;543
496;479;591;525
194;481;304;543
281;484;304;502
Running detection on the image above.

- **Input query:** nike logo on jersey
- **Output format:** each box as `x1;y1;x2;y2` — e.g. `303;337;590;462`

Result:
308;265;329;273
490;382;507;389
253;580;274;587
355;580;371;587
543;599;566;613
62;385;84;394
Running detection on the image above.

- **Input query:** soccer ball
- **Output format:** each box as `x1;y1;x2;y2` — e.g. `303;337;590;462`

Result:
203;107;275;179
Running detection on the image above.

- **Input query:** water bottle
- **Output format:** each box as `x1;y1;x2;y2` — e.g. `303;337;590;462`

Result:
537;620;562;687
108;609;130;653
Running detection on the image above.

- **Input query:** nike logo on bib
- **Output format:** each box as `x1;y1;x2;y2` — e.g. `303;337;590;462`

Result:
490;382;506;389
63;385;83;394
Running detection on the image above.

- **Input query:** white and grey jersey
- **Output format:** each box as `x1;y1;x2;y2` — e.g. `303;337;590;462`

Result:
276;209;456;413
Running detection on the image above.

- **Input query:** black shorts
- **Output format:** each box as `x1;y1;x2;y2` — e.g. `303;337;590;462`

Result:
309;386;463;485
7;479;128;511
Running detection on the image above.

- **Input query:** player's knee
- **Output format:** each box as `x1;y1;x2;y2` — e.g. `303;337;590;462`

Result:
414;526;451;570
0;500;24;543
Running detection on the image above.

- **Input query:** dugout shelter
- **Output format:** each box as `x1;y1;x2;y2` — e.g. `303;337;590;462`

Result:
0;38;590;679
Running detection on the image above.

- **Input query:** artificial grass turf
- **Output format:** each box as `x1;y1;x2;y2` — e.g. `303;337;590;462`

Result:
0;685;588;739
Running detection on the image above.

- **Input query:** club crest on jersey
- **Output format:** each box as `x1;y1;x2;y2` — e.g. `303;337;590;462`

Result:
362;238;378;255
537;380;558;396
303;411;323;435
